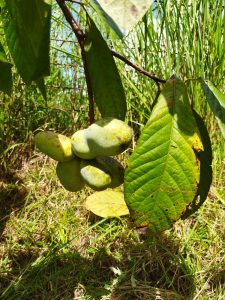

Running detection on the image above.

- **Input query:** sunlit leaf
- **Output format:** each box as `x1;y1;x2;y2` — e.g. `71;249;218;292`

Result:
85;17;126;120
86;190;129;218
3;0;52;83
0;42;12;94
93;0;154;33
124;77;203;233
201;80;225;138
91;1;123;38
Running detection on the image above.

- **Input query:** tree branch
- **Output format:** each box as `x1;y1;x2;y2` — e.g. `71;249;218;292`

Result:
111;50;166;83
56;0;95;124
56;0;166;123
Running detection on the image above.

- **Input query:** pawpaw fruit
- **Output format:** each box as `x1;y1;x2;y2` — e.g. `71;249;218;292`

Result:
34;131;74;162
98;156;124;188
71;118;133;159
70;129;90;160
80;156;124;191
56;158;84;192
80;159;111;191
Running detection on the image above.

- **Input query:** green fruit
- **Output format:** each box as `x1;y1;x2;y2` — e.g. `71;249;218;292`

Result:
56;158;85;192
80;156;124;191
71;118;133;159
98;156;124;188
34;131;74;162
71;129;90;159
80;159;111;191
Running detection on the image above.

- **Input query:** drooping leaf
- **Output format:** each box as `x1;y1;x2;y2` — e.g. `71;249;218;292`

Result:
0;42;12;94
124;77;203;233
86;190;129;218
201;80;225;138
92;0;154;33
3;0;52;83
182;110;212;219
84;17;126;120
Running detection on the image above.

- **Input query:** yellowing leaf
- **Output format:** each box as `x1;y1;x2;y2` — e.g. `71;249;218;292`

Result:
86;190;129;218
94;0;154;32
125;77;203;233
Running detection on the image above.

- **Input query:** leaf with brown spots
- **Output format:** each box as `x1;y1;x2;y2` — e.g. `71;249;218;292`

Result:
92;0;154;34
124;77;203;233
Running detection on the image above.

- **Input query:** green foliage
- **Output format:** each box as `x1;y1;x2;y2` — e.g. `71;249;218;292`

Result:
114;0;225;123
201;80;225;138
3;0;52;84
84;17;127;120
125;77;203;232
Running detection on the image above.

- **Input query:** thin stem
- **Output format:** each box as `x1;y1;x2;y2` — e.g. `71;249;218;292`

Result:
65;0;87;5
111;50;166;83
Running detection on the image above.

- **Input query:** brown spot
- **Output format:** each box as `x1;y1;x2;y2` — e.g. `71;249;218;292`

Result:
116;135;122;143
137;226;148;235
130;4;138;16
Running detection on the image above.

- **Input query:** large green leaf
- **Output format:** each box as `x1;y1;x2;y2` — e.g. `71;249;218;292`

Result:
3;0;52;83
182;110;212;219
84;17;126;120
92;0;154;34
0;42;12;94
124;77;203;233
201;80;225;138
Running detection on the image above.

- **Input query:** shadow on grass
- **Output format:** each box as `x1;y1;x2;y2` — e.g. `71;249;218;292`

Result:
110;234;195;300
0;247;111;300
0;170;28;237
0;232;197;300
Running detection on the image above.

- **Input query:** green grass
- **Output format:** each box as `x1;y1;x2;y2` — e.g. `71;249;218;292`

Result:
0;153;224;300
113;0;225;126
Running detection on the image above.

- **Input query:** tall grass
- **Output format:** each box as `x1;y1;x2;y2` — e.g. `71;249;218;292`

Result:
113;0;225;176
115;0;224;111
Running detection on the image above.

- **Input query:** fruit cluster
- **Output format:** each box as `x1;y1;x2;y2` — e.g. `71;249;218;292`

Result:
34;118;133;192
